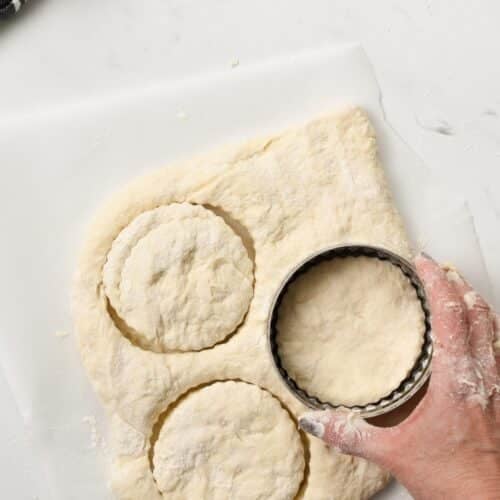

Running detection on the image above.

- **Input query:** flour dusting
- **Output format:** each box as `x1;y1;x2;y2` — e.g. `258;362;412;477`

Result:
463;291;480;310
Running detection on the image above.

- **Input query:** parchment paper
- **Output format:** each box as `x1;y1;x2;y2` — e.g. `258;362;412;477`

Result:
0;44;492;499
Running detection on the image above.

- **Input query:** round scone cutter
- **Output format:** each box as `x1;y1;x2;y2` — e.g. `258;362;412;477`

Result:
268;244;433;418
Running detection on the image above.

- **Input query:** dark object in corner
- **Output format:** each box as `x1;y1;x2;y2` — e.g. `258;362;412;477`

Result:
0;0;28;19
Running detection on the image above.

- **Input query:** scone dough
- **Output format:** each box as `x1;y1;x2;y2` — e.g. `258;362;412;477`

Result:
277;257;425;406
152;381;304;499
74;108;412;500
103;203;254;352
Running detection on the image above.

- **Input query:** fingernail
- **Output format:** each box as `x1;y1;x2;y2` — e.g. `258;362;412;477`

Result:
298;415;325;439
446;268;464;285
463;290;480;310
494;313;500;329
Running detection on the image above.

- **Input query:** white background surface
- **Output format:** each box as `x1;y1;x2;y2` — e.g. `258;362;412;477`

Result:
1;0;499;301
1;2;499;499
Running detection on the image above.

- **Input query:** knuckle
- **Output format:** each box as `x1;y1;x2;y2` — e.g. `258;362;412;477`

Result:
464;290;489;313
442;300;464;314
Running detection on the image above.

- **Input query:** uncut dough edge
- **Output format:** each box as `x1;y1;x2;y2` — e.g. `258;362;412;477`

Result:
73;107;412;499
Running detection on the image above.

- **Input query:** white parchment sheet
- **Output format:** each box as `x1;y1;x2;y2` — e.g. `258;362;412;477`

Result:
0;45;493;499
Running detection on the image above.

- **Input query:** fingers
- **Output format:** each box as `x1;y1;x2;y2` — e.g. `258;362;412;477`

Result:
445;270;498;385
416;254;499;408
298;410;393;465
414;254;469;360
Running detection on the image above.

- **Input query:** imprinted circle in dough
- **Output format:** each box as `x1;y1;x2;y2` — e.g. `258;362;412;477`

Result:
277;256;425;406
152;381;305;500
103;203;254;352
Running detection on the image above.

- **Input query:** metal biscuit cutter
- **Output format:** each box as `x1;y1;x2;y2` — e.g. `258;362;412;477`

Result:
268;244;433;418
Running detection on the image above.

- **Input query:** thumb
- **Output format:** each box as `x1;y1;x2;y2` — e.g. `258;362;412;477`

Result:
298;410;393;463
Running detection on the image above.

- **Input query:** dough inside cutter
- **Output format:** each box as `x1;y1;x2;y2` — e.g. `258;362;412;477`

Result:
276;256;426;407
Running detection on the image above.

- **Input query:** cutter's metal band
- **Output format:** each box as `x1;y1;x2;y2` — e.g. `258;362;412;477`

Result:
268;244;433;418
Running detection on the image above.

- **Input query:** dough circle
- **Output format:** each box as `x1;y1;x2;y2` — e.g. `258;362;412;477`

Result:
277;256;425;406
152;381;305;500
103;203;254;352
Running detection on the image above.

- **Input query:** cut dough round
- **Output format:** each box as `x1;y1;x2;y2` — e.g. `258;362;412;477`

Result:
152;381;305;500
277;256;425;406
103;203;253;352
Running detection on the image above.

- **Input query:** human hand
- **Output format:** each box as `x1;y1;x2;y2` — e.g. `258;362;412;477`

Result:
298;253;500;500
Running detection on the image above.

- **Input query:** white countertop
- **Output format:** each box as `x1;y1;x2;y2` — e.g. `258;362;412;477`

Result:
2;0;499;298
1;2;499;498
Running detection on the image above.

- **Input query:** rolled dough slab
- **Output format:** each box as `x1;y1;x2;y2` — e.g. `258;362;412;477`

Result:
75;108;407;499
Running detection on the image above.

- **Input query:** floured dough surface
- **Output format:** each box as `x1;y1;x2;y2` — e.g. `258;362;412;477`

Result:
277;257;425;406
152;381;304;499
74;108;410;500
103;203;253;352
